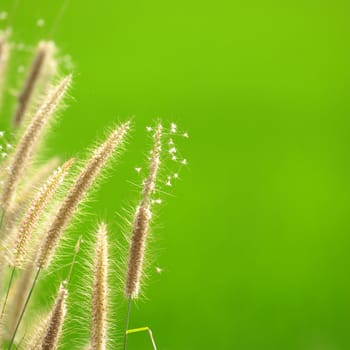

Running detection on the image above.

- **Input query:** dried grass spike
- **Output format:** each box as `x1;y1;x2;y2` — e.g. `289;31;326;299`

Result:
0;158;60;239
37;122;129;268
26;313;50;350
92;223;108;350
1;75;71;213
143;123;162;198
13;41;56;127
125;203;152;298
40;285;67;350
125;124;162;298
13;158;75;267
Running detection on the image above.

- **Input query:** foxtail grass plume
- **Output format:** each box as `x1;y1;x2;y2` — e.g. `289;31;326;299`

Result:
0;158;60;239
37;122;130;268
92;223;108;350
26;313;50;350
12;158;75;267
11;157;61;211
0;75;71;213
0;32;10;110
12;41;56;127
125;124;162;299
40;285;67;350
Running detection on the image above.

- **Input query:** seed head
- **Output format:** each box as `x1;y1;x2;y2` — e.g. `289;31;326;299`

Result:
1;75;71;213
13;158;74;267
40;285;67;350
37;122;129;268
13;41;56;127
92;223;108;350
125;124;162;298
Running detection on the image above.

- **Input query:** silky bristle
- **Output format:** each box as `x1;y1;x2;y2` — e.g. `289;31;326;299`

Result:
91;223;108;350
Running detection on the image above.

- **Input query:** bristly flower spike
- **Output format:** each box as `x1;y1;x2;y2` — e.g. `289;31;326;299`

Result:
39;285;67;350
37;122;130;269
125;123;162;299
0;75;71;214
12;158;75;267
92;223;108;350
12;41;56;127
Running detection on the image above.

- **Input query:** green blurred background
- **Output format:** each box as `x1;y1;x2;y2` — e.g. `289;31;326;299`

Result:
1;0;350;349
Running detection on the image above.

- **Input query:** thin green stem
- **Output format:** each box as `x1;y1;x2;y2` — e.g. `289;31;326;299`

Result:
123;298;132;350
7;267;41;350
1;266;16;319
66;235;81;287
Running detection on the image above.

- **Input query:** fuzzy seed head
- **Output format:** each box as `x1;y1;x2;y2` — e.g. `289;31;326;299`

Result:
0;158;61;239
92;223;108;350
40;286;67;350
37;122;129;268
125;203;152;298
1;75;71;212
13;41;56;127
142;123;162;198
125;124;162;298
13;158;75;267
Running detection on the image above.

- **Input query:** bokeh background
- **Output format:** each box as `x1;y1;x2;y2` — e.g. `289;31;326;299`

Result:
1;0;350;349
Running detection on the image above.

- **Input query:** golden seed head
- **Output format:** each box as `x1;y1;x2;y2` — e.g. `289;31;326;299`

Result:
142;123;162;198
13;40;57;127
1;75;71;213
37;122;129;268
92;223;108;350
40;285;67;350
125;124;162;298
125;203;152;298
13;158;74;267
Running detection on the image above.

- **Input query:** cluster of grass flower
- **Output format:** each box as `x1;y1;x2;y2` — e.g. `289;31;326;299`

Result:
0;25;187;350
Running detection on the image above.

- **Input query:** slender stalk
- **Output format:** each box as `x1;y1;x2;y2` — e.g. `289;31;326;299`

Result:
7;267;41;350
66;236;81;286
0;266;16;319
123;298;132;350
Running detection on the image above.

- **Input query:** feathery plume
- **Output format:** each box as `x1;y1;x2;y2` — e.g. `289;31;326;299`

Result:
40;285;67;350
12;158;75;267
1;75;71;213
12;41;56;127
125;124;162;298
12;157;61;210
37;122;130;268
92;223;108;350
0;158;60;239
0;32;10;110
26;313;50;350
